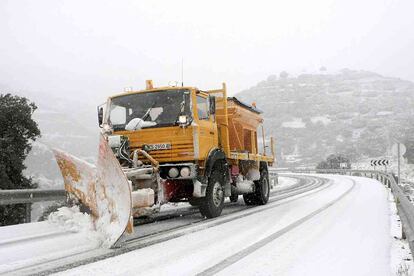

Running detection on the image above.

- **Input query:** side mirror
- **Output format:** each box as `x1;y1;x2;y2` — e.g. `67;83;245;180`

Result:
97;106;104;127
209;96;216;115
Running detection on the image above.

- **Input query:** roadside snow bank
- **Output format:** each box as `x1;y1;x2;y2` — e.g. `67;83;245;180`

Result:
0;207;104;274
48;206;104;244
276;176;299;189
389;189;414;275
281;118;306;128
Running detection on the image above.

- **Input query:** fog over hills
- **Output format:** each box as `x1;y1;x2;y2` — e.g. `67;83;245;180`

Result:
0;84;100;188
236;69;414;167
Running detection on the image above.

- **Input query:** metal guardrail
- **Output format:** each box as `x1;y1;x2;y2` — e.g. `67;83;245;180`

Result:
0;189;66;223
272;168;414;254
0;189;66;205
268;171;279;188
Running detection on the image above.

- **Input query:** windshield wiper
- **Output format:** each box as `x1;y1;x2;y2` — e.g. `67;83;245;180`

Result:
141;101;157;121
141;107;152;121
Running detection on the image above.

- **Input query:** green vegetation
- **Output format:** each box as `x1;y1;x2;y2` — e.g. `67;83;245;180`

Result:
0;94;40;226
316;154;351;170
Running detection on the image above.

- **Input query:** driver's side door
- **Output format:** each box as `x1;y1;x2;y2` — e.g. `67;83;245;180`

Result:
195;93;217;160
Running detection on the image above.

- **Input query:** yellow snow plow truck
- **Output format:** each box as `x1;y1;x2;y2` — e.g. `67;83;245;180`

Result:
54;80;275;246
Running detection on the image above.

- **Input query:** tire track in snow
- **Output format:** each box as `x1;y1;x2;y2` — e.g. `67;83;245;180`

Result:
118;175;328;244
35;176;330;276
197;178;356;276
0;230;69;247
6;175;327;276
131;175;317;228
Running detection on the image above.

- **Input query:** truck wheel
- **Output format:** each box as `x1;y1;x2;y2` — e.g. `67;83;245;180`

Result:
229;194;239;202
255;169;270;205
199;168;225;218
188;198;201;206
243;193;257;205
243;168;270;206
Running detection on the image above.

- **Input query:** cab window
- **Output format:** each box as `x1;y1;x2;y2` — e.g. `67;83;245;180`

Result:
196;95;209;120
109;105;127;125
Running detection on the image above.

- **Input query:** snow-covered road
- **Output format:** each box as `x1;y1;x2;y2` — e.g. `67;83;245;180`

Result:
1;174;409;275
0;175;315;275
55;175;396;276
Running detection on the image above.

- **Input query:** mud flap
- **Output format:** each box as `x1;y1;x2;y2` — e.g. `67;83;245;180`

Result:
53;134;133;248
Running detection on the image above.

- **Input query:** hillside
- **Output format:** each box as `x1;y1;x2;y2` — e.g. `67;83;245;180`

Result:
236;69;414;167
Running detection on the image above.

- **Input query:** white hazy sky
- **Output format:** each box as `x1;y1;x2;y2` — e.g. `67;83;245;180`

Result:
1;0;413;101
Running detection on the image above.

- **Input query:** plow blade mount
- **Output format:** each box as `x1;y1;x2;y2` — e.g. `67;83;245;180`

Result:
53;134;133;248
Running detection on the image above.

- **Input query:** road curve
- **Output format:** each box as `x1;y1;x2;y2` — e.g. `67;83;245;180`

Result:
1;175;322;275
55;174;391;276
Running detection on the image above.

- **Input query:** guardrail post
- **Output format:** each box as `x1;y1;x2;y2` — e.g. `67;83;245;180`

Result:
25;203;31;223
402;226;407;240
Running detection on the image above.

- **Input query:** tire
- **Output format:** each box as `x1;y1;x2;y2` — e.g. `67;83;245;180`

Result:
255;169;270;205
199;166;225;218
243;167;270;206
243;193;258;205
229;194;239;203
188;197;201;206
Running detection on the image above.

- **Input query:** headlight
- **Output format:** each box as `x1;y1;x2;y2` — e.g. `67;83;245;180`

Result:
180;167;191;177
108;135;122;148
168;167;179;178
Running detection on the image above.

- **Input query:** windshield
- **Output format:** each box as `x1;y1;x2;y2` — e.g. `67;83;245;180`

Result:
107;89;191;131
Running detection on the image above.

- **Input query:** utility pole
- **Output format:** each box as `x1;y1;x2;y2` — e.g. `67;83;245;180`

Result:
392;141;405;185
398;143;401;185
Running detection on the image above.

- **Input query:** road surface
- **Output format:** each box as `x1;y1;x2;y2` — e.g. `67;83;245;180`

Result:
0;174;405;275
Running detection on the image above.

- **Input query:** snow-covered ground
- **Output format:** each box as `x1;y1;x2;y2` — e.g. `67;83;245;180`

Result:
275;175;299;189
0;207;102;275
54;175;412;275
389;189;413;275
1;174;412;275
281;118;306;128
310;115;331;125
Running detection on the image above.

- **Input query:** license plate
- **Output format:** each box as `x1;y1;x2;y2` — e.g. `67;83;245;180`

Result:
146;143;171;151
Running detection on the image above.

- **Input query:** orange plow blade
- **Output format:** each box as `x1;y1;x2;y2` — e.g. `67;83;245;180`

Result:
53;134;133;247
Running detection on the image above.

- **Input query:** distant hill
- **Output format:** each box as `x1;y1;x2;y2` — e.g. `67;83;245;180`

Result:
236;69;414;167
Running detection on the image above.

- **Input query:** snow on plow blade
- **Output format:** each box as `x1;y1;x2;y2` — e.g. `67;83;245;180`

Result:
53;134;133;248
